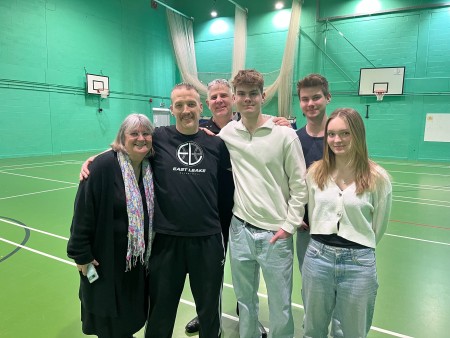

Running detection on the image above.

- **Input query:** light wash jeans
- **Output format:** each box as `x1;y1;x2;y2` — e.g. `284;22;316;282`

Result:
302;239;378;338
229;216;294;338
296;227;311;273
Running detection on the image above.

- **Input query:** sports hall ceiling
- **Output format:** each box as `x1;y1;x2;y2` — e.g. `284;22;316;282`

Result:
153;0;291;22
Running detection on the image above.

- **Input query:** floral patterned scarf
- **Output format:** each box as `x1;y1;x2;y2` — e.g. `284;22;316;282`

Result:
117;151;154;271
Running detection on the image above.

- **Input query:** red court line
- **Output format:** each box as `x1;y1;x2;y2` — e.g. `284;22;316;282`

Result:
390;219;450;231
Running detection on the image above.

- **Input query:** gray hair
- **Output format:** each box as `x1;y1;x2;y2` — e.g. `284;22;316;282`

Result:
207;79;231;91
111;113;155;156
207;79;232;100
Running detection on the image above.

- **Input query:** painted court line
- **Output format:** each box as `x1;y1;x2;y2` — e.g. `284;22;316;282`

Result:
0;237;76;266
0;218;69;240
0;171;78;185
0;161;79;171
0;237;251;330
1;214;429;338
390;219;449;231
4;216;448;249
0;186;76;201
378;160;450;169
179;299;250;329
393;197;450;208
388;170;450;177
394;195;450;205
386;233;450;246
0;236;415;338
393;182;450;192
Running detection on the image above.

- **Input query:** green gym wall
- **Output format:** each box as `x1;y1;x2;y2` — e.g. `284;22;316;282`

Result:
1;0;449;162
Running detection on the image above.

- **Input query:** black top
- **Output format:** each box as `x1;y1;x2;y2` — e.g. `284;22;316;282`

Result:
200;118;235;230
296;126;324;168
312;234;368;249
67;150;149;326
199;118;221;134
152;126;231;236
297;126;324;226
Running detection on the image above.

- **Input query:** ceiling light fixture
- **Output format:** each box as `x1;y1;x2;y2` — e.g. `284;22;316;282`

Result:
275;2;284;10
211;0;218;17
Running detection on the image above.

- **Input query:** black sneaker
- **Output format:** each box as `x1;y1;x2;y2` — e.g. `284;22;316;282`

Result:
258;321;267;338
185;316;200;334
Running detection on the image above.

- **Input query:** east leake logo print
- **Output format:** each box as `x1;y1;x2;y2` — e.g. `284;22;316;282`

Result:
173;141;206;174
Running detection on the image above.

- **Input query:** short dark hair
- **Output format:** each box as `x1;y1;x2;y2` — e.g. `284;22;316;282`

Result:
296;73;330;98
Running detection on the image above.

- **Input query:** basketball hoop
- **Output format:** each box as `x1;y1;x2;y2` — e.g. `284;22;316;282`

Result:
97;89;109;99
374;90;386;101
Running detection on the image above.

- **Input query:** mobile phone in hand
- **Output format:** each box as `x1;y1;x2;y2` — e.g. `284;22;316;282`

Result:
86;263;99;283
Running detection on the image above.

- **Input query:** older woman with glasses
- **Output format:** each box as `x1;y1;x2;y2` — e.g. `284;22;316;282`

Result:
68;113;155;338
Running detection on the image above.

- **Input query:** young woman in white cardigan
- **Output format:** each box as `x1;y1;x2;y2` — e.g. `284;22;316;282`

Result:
302;107;392;338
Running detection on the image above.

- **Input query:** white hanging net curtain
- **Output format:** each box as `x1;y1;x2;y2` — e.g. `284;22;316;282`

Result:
231;5;247;80
265;0;302;117
166;0;302;117
166;10;207;95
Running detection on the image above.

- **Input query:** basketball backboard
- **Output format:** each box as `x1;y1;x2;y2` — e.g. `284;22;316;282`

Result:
358;67;405;96
86;74;109;95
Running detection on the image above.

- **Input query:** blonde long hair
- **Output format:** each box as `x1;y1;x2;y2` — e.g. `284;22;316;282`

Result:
311;108;382;194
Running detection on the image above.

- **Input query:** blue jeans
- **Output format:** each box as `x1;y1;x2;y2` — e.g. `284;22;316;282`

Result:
302;239;378;338
229;216;294;338
296;228;311;273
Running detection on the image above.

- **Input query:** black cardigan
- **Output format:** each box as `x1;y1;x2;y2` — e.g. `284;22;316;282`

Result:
67;150;122;317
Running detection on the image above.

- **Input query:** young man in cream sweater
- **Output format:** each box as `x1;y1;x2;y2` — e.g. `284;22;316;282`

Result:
219;69;307;338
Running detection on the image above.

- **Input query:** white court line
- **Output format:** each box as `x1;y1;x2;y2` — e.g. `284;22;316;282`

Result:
0;237;76;266
393;198;450;208
0;235;415;338
378;160;450;169
222;285;412;337
0;236;250;329
393;195;450;205
4;176;449;209
3;216;449;251
388;170;450;177
386;233;450;246
393;182;450;192
179;299;250;328
0;161;80;171
178;299;414;337
0;186;76;201
0;218;69;240
0;171;78;185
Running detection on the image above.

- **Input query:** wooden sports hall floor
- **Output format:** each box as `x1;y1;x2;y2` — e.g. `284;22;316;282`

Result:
0;153;449;338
